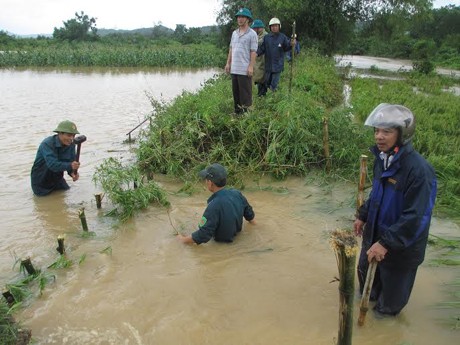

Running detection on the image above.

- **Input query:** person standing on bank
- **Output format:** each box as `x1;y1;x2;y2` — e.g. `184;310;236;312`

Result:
31;120;81;196
354;103;437;316
177;163;256;245
251;19;268;97
257;17;292;92
224;8;258;114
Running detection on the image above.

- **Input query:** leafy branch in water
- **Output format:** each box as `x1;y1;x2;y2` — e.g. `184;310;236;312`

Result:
93;157;170;222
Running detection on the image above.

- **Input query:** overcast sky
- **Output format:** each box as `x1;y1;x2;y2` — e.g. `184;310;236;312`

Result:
0;0;458;35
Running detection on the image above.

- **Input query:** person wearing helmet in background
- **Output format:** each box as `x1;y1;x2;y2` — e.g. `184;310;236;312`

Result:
354;104;437;317
251;19;268;96
31;120;81;196
257;17;292;92
225;8;258;115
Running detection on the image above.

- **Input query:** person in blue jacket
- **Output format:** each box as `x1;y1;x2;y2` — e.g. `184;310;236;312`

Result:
31;120;81;196
177;163;256;245
257;17;292;92
354;103;437;316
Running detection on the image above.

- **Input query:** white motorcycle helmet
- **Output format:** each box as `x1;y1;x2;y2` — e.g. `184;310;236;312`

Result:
364;103;416;145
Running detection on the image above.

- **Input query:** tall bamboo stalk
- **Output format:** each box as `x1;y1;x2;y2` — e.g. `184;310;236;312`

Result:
357;155;368;209
331;229;358;345
78;207;89;232
323;117;331;173
358;259;377;326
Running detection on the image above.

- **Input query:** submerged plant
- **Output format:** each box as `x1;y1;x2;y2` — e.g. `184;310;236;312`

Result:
93;157;170;222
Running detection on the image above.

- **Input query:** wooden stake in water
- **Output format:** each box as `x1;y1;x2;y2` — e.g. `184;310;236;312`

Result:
357;155;368;209
95;193;104;209
2;288;15;306
358;259;378;326
79;207;89;232
56;235;65;255
331;229;358;345
21;257;37;276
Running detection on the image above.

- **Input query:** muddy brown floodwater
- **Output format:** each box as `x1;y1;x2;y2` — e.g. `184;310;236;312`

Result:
0;67;459;344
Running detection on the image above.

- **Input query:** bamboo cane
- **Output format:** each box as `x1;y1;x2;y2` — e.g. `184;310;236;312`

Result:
56;235;65;255
331;229;358;345
2;288;15;306
357;155;368;209
323;117;331;173
289;21;296;94
78;207;89;232
95;193;104;209
358;259;378;326
21;257;37;276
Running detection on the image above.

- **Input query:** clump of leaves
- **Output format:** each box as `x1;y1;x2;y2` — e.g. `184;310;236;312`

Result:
93;157;170;222
0;299;21;345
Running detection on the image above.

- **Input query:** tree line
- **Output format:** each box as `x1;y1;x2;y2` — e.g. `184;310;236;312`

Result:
1;1;459;69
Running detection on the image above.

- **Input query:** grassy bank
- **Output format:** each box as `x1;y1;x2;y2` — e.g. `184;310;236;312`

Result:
92;50;459;219
0;41;226;68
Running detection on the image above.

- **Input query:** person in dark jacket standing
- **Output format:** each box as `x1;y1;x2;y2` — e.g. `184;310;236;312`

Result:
354;103;437;316
257;17;292;92
177;163;256;245
251;19;268;96
31;120;81;196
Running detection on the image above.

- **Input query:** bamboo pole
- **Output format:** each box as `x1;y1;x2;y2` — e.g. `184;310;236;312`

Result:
56;235;65;255
95;193;104;209
331;229;358;345
2;288;15;306
78;207;89;232
323;117;331;173
358;259;378;326
21;257;37;276
289;21;296;94
357;155;368;209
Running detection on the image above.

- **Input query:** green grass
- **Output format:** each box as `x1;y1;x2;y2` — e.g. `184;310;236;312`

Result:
92;49;459;221
0;41;226;67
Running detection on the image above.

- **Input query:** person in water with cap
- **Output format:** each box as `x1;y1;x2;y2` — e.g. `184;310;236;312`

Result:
177;163;256;244
31;120;81;196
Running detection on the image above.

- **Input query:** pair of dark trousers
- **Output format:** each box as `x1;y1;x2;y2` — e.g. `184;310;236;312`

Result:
358;250;418;315
256;82;267;96
231;74;252;114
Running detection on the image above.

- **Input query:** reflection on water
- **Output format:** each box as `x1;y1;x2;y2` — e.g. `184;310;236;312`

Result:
0;68;459;344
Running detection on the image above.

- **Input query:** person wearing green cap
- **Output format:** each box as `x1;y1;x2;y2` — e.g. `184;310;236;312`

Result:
177;163;256;244
224;8;258;115
31;120;81;196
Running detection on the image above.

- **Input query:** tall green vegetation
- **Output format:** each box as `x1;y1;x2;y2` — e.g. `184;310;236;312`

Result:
217;0;433;54
93;51;460;220
0;42;225;67
135;51;367;186
1;3;458;68
53;11;98;42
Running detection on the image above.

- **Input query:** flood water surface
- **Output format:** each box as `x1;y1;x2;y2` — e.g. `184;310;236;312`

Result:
0;68;459;344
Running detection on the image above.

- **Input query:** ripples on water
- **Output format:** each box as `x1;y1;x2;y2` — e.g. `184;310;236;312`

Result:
0;67;458;345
